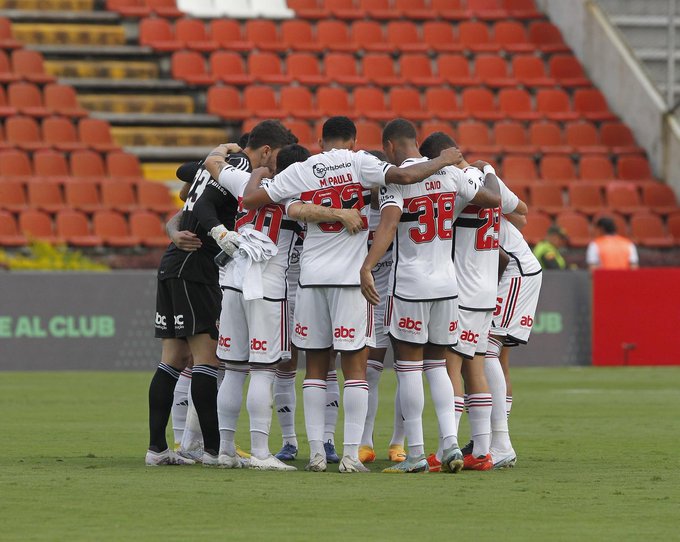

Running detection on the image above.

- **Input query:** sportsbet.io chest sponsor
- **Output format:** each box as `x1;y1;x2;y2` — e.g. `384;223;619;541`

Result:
0;315;115;338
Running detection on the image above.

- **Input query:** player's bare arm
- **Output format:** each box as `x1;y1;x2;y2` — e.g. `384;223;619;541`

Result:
203;143;243;180
385;147;463;185
468;162;502;209
178;182;191;202
287;202;364;235
165;210;201;252
505;211;527;230
241;167;275;209
360;205;401;305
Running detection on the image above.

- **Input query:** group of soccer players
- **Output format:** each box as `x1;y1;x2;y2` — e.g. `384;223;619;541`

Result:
145;115;542;473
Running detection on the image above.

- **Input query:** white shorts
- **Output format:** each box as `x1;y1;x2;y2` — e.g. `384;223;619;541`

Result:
372;254;392;349
293;286;374;351
385;295;459;346
491;272;543;345
451;308;493;359
217;288;290;364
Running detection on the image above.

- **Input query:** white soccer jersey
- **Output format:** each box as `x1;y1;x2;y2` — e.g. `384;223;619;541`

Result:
453;171;520;310
379;157;480;301
217;165;296;300
263;148;394;287
499;217;542;277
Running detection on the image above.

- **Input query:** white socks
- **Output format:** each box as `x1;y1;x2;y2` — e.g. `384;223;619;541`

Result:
324;370;340;444
361;360;383;448
395;360;425;458
179;388;202;451
389;376;405;446
274;369;297;447
343;380;368;460
303;379;326;457
217;363;249;456
424;359;458;450
485;338;513;454
506;395;513;417
467;393;493;457
454;395;465;432
247;366;276;460
171;367;191;446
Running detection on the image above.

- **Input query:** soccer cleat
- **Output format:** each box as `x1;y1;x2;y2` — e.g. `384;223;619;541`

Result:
492;450;517;469
382;454;429;473
145;448;195;466
250;455;297;471
274;443;298;461
217;452;244;469
461;440;474;457
305;453;327;472
202;452;221;467
324;440;340;463
359;445;376;464
177;440;204;463
441;445;464;474
339;456;370;473
426;453;442;473
463;453;494;471
235;445;251;460
387;444;407;463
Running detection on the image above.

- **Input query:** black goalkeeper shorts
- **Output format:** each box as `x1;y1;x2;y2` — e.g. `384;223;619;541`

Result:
154;278;221;340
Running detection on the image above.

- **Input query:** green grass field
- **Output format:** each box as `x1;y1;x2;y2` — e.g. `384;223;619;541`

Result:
2;367;680;541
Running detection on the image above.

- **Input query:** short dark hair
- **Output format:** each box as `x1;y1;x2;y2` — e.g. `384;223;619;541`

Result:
382;118;417;146
247;120;298;150
596;217;617;235
276;144;311;173
322;116;356;142
419;132;458;159
238;132;250;149
367;149;388;161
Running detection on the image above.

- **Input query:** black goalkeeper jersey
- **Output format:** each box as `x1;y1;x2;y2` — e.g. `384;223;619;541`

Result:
157;153;252;285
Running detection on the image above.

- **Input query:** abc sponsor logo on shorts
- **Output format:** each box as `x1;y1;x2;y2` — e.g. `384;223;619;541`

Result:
460;330;479;344
334;326;356;339
520;315;533;328
155;312;167;330
250;338;268;351
398;317;422;332
174;315;184;330
218;335;231;348
449;321;458;332
295;323;308;337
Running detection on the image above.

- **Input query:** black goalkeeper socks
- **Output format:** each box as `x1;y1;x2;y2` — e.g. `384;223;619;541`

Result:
191;365;220;456
148;363;181;452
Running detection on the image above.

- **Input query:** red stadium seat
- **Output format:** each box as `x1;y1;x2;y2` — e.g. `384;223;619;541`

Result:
422;22;462;53
0;180;27;212
390;86;430;121
502;155;539;186
419;120;456;141
248;52;291;85
352;20;390;53
618;156;654;182
574;88;617;121
34;149;69;182
529;121;571;154
536;89;579;121
64;180;102;212
139;18;182;51
459;21;500;52
355;120;383;149
325;0;363;19
79;118;119;153
0;211;26;246
502;0;542;19
469;0;508;19
210;52;253;86
287;0;329;19
641;184;678;215
458;121;500;156
0;16;22;49
243;86;286;119
600;122;642;154
43;116;86;152
498;88;541;121
528;21;570;53
549;55;591;87
244;20;285;52
11;50;55;84
399;54;442;86
0;85;16;117
493;21;534;53
461;87;502;121
129;211;168;247
316;21;355;53
175;18;217;52
579;155;615;184
0;149;32;180
208;20;252;52
7;82;50;118
70;149;106;181
606;183;644;215
565;121;607;154
354;86;393;121
281;20;321;52
93;210;139;247
475;55;516;87
362;54;402;86
511;55;555;87
146;0;183;18
317;86;351;117
437;54;478;86
0;50;21;84
206;86;248;120
106;151;145;183
530;184;564;215
630;212;673;248
19;210;60;243
540;154;576;186
386;21;428;53
431;0;469;20
101;182;138;213
55;210;101;247
425;87;465;120
568;183;605;215
27;180;66;214
395;0;436;19
324;53;366;86
494;121;536;154
667;213;680;245
280;86;317;119
171;51;214;86
555;211;591;247
285;119;314;145
288;53;327;86
138;182;177;214
106;0;151;17
5;116;48;151
43;84;88;118
520;212;551;245
359;0;398;20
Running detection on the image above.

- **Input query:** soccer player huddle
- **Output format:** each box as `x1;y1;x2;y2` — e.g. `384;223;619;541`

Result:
146;115;542;474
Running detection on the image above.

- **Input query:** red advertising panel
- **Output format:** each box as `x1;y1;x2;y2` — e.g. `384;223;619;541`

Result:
593;269;680;365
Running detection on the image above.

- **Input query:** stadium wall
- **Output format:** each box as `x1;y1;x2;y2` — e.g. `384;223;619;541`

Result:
537;0;680;197
0;271;589;370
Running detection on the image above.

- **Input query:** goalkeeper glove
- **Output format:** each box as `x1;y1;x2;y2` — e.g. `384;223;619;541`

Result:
209;225;240;257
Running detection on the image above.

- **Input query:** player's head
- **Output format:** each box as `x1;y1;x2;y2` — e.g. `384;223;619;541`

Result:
238;132;250;149
419;132;459;160
381;118;418;165
320;116;357;151
245;120;298;173
276;144;311;174
546;225;568;248
595;217;617;236
175;161;201;202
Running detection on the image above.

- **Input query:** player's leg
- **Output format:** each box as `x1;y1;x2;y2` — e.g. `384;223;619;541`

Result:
274;353;298;460
171;365;192;448
500;348;512;416
485;334;515;468
324;351;340;463
360;345;386;463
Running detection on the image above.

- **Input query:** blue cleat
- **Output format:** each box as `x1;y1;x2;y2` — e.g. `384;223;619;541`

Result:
324;440;340;463
275;442;298;461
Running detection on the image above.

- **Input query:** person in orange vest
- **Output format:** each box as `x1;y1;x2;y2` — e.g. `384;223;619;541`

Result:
586;217;639;270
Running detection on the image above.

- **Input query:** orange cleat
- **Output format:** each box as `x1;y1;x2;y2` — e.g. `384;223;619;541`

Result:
463;453;494;471
426;453;441;473
387;444;407;463
359;445;376;463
